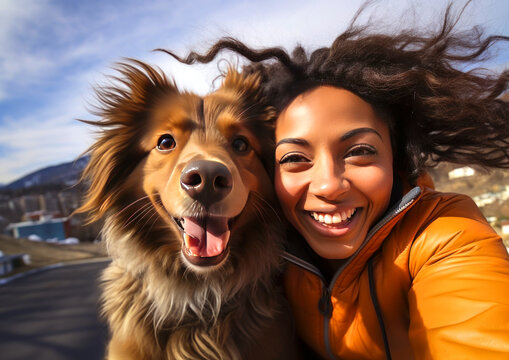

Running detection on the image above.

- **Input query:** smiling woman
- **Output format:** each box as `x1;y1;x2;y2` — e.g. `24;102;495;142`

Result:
168;3;509;360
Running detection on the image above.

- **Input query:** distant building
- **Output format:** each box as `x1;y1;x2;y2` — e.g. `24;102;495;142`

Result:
448;167;475;180
502;221;509;236
486;216;498;226
20;195;40;213
23;210;61;222
473;186;509;208
502;186;509;201
7;198;23;217
6;217;71;241
473;193;496;208
40;193;62;214
57;191;81;215
0;253;27;276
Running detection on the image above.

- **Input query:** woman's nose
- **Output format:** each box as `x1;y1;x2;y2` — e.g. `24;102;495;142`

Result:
309;158;349;200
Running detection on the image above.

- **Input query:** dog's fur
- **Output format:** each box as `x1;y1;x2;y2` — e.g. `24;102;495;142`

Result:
78;60;297;360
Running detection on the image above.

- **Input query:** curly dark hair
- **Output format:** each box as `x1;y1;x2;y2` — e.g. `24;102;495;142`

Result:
159;3;509;184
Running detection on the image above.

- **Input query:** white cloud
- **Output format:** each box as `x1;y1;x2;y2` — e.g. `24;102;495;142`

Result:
0;91;92;183
0;0;62;100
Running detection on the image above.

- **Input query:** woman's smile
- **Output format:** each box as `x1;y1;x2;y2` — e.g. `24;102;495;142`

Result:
309;208;357;225
302;207;360;236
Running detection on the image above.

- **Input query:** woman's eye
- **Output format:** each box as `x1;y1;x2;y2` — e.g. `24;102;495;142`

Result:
232;137;250;154
346;145;376;157
157;134;176;152
279;153;309;164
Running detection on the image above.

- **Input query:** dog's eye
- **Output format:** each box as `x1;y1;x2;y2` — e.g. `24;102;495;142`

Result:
232;137;250;154
157;134;176;152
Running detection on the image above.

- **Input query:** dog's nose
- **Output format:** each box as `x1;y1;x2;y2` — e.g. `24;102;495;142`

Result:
180;160;233;206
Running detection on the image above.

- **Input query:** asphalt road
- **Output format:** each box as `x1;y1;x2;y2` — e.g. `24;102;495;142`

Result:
0;260;110;360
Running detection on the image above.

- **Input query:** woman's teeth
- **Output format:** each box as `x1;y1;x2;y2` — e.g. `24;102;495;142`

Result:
310;209;356;225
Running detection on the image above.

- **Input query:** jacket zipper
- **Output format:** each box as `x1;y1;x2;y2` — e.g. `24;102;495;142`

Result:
318;286;333;318
283;186;422;360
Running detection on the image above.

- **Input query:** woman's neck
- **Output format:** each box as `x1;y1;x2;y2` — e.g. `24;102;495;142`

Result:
319;258;348;283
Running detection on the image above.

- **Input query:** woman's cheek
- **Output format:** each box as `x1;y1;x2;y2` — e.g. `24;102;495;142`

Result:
275;170;301;213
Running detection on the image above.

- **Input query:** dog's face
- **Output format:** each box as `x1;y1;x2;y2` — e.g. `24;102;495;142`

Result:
80;62;277;274
142;73;275;270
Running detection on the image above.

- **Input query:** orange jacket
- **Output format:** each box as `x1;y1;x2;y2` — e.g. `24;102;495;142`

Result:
283;179;509;359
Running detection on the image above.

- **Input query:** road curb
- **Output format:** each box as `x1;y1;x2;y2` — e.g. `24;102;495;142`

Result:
0;257;110;286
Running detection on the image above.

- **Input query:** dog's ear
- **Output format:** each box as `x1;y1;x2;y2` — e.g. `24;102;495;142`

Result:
76;60;180;222
221;69;264;101
220;68;276;122
218;69;277;176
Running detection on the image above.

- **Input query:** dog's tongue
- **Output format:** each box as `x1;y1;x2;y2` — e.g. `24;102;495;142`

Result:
182;216;230;257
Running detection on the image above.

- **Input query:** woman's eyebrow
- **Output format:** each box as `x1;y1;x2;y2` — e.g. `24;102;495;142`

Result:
275;138;309;148
341;127;383;142
276;128;383;148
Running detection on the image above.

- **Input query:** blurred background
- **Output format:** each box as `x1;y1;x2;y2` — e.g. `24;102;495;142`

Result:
0;1;508;359
0;0;508;284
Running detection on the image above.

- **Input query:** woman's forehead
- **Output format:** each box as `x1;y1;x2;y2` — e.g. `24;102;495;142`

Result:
275;86;389;140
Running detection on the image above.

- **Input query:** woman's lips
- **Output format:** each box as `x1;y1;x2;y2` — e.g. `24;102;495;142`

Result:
302;208;361;237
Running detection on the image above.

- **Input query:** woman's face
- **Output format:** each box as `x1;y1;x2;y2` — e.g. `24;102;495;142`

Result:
275;86;393;260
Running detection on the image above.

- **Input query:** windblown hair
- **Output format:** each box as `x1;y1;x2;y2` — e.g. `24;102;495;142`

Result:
160;3;509;184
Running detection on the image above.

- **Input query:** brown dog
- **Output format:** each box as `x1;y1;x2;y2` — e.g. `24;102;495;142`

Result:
78;60;298;359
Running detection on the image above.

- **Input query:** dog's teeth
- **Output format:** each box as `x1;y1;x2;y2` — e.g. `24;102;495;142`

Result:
183;233;201;257
318;214;324;222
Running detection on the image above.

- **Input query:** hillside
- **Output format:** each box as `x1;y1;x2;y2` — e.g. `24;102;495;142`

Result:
0;235;107;278
430;163;509;196
1;156;89;191
429;164;509;217
428;163;509;245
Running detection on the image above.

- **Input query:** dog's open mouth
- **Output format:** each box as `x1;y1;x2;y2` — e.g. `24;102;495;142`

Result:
174;215;232;266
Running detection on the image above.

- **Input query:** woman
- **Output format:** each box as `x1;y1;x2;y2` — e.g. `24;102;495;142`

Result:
166;5;509;359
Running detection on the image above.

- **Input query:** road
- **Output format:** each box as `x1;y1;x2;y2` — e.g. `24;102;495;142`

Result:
0;260;110;360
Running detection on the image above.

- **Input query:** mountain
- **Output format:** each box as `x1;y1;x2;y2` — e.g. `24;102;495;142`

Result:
2;156;90;191
429;163;509;223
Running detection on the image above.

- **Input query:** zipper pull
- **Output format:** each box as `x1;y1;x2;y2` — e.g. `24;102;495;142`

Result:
318;286;333;318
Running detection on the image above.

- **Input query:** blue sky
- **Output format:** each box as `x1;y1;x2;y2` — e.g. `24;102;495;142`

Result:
0;0;508;184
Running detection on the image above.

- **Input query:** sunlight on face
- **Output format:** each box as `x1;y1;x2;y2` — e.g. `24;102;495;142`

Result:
274;86;393;260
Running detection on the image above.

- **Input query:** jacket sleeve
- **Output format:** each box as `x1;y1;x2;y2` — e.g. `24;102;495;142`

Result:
407;194;509;359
